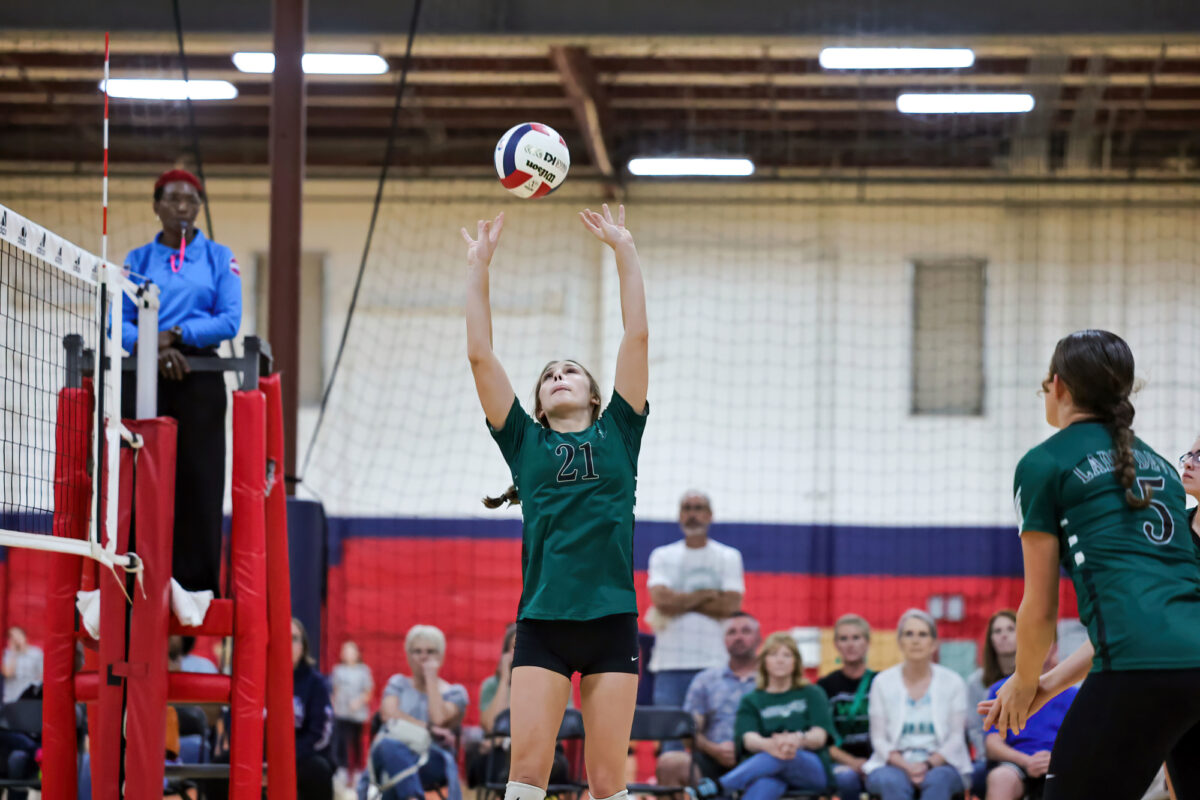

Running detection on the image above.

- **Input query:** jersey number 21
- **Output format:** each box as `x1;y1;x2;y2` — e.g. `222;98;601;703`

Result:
555;442;599;484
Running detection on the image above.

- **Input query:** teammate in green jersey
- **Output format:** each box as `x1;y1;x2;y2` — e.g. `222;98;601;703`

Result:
983;330;1200;800
463;204;649;800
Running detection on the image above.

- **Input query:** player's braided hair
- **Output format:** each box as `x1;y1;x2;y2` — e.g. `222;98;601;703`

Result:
483;359;602;511
1048;330;1150;510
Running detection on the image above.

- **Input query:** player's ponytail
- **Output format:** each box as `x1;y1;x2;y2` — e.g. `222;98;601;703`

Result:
1105;396;1150;509
483;484;520;509
1047;329;1149;510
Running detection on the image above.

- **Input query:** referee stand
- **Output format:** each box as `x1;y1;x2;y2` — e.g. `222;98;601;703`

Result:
43;283;297;800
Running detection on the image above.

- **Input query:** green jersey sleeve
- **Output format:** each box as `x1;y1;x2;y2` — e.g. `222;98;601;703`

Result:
804;685;837;739
603;391;649;462
487;396;535;467
1014;447;1061;536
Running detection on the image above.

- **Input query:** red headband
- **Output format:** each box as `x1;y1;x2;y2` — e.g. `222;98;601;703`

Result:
154;169;204;195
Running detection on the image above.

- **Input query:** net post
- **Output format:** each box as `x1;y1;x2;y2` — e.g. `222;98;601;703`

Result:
242;335;261;391
135;282;160;418
64;334;85;389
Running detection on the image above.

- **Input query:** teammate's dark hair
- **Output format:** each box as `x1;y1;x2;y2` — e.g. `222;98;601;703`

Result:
1047;329;1149;509
981;609;1016;687
484;359;602;510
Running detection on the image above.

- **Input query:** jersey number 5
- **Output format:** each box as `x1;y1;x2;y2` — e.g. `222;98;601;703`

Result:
1134;477;1174;545
555;442;599;484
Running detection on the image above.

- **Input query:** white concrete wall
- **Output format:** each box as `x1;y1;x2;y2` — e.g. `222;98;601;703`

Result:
3;174;1198;525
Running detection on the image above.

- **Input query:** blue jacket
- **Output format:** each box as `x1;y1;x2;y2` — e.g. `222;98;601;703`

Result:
294;660;334;760
121;230;242;353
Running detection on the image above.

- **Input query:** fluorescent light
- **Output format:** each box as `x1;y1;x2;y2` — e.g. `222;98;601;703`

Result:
897;93;1035;114
819;47;975;70
99;79;238;100
628;157;755;177
232;52;276;73
303;54;388;74
233;52;389;75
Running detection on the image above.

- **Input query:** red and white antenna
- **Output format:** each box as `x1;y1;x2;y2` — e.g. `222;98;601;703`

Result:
101;31;110;264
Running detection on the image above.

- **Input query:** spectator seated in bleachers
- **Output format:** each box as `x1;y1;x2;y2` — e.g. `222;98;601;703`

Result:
2;627;43;705
363;624;467;800
467;623;571;790
179;636;219;674
983;644;1077;800
647;491;745;751
332;639;374;787
688;631;836;800
292;618;336;800
965;610;1016;797
863;609;972;800
657;611;760;790
817;613;877;800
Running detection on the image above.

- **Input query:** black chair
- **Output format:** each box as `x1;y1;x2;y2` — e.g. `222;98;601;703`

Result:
627;706;697;796
172;704;211;764
482;708;587;800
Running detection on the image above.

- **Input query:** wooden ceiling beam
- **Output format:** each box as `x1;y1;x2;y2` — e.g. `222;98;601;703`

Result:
549;45;616;184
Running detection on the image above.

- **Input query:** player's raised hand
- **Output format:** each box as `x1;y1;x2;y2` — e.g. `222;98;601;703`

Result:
579;203;634;250
461;212;505;269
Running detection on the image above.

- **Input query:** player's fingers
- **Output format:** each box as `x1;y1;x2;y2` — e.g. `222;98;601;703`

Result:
982;701;1000;731
460;227;474;244
477;220;486;239
601;202;613;223
617;204;625;227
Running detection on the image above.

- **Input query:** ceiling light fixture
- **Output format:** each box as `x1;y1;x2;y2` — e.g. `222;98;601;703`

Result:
897;93;1035;113
232;52;389;75
627;157;756;177
819;47;975;70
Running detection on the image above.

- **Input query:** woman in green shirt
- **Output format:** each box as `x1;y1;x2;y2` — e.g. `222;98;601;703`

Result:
463;204;648;800
987;330;1200;800
689;632;836;800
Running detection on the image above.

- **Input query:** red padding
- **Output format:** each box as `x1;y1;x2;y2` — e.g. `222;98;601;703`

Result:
92;431;137;800
76;671;232;704
122;418;177;800
261;374;297;800
169;598;235;637
43;385;93;800
230;390;269;800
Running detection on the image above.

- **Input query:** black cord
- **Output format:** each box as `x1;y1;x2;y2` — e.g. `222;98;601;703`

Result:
170;0;215;240
298;0;423;479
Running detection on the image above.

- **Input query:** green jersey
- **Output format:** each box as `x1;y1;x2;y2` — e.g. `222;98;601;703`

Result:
1013;421;1200;672
489;391;648;621
733;686;836;788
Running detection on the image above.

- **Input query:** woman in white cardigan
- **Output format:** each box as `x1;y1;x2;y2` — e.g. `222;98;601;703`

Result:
862;610;972;800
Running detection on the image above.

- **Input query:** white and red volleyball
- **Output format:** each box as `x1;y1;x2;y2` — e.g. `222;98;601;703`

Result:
494;122;570;199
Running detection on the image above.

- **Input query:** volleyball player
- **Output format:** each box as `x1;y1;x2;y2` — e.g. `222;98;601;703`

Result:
984;330;1200;800
462;204;648;800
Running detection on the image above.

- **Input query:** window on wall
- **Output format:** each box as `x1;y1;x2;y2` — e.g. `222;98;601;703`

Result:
911;258;986;415
255;252;325;407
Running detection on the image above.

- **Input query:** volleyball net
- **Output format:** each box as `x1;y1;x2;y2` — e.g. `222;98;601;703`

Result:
0;202;140;571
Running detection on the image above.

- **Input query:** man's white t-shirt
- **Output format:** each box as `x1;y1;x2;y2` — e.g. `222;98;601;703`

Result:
647;538;745;672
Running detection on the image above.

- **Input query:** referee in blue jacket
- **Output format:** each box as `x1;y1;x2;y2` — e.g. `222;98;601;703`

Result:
120;169;242;595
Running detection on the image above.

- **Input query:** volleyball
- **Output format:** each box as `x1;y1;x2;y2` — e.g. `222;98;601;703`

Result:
494;122;570;199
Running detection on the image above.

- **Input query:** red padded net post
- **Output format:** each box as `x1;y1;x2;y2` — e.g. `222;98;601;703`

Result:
121;418;178;800
42;384;93;800
261;374;296;799
230;389;269;800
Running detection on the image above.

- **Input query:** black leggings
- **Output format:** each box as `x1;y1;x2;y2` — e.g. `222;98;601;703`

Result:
1043;668;1200;800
